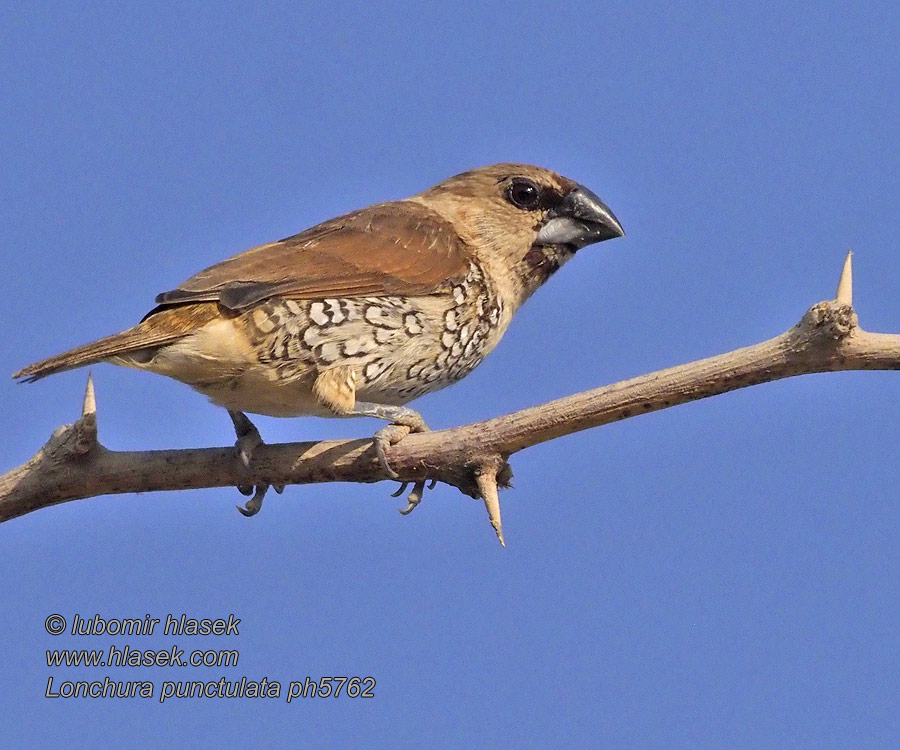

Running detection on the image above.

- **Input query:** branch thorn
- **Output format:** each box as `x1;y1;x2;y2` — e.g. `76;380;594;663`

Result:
82;372;96;418
73;372;98;452
475;457;505;547
835;250;853;306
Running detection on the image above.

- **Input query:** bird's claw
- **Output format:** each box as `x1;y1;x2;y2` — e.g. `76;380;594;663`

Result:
393;478;438;514
398;479;428;515
236;483;268;517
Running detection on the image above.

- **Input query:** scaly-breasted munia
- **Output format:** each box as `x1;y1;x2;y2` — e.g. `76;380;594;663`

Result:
15;164;624;512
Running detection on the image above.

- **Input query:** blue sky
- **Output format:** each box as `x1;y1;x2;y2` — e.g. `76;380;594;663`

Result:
3;1;900;747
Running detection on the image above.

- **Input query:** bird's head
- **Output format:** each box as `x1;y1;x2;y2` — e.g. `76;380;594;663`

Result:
412;163;624;307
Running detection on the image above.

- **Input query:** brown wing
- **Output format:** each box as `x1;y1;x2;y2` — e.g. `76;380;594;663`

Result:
154;201;471;311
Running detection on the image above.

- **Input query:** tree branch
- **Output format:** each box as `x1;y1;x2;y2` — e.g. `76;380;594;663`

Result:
3;254;899;542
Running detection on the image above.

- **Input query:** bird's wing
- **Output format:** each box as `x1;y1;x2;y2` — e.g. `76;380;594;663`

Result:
154;201;471;312
15;202;471;382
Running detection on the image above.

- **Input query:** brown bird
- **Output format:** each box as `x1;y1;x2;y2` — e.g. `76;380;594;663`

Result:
14;164;624;513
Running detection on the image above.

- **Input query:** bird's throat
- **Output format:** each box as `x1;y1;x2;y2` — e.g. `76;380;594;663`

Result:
515;243;577;303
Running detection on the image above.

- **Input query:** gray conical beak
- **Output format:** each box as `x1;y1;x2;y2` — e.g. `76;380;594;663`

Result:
536;185;625;249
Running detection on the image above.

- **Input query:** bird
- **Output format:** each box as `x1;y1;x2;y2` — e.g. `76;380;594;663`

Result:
14;163;624;514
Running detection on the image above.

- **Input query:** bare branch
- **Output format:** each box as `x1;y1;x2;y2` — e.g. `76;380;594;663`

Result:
3;256;899;542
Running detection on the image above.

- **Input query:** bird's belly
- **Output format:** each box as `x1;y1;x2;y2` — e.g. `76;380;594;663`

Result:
174;339;495;417
193;375;330;418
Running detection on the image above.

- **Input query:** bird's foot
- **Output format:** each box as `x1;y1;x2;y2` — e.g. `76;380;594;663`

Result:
371;410;429;479
373;424;411;479
349;401;429;479
372;410;432;512
228;410;284;516
348;401;434;513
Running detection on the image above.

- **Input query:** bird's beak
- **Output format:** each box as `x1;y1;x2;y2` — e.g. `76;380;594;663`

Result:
536;185;625;249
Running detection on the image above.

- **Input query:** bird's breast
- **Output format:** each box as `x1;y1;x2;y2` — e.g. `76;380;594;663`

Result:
150;260;509;416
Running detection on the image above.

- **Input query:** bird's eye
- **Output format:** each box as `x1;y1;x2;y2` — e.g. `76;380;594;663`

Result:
506;178;541;210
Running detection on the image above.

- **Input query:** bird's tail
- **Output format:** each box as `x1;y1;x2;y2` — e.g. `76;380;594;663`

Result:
13;303;220;382
13;328;155;382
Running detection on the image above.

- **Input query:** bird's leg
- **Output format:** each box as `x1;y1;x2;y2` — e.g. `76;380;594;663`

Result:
229;410;261;475
348;401;433;514
228;410;284;517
